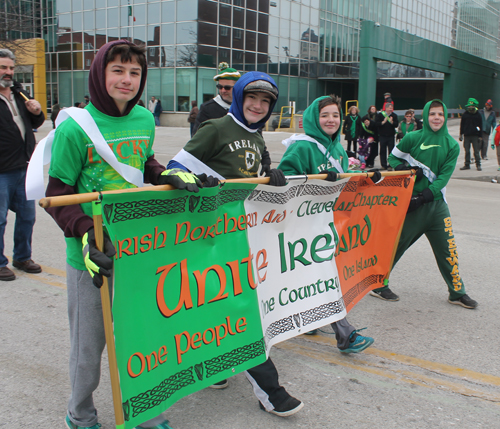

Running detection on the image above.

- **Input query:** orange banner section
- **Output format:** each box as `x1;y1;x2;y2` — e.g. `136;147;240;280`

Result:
334;174;414;312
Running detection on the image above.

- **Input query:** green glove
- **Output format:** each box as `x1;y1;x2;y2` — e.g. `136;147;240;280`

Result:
82;228;116;288
491;143;495;150
158;169;202;193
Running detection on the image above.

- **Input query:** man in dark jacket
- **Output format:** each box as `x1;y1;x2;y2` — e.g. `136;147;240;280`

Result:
479;99;496;160
376;102;399;170
0;49;45;281
192;62;241;135
459;98;483;171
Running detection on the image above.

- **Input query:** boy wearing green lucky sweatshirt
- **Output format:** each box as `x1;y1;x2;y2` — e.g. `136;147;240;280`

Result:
279;95;377;353
370;100;478;309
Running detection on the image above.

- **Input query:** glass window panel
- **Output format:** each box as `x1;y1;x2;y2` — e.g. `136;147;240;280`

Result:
258;13;269;33
107;28;119;43
73;12;82;31
280;18;290;38
234;7;244;28
148;25;160;45
246;31;257;51
161;2;175;23
96;32;107;47
83;32;95;50
233;28;244;49
72;0;82;11
58;52;72;70
161;23;174;44
84;51;94;69
83;11;94;31
232;50;244;70
58;13;71;30
177;0;197;21
132;4;145;24
220;4;231;26
198;0;218;23
258;0;269;13
247;0;257;10
108;0;119;6
177;44;197;66
219;26;231;47
119;6;130;26
96;9;106;28
244;51;255;71
73;52;83;70
57;2;71;13
58;72;72;107
291;2;300;21
198;45;217;67
177;22;197;44
289;39;299;57
147;3;160;24
301;5;310;24
134;26;146;45
176;69;196;112
147;68;161;107
246;10;257;31
218;48;231;65
257;53;267;72
107;8;118;27
257;33;268;52
199;22;217;45
269;16;279;35
160;46;175;67
290;20;300;39
280;1;290;19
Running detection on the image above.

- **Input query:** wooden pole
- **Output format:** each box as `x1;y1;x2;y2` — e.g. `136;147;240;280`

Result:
91;201;125;429
39;171;414;208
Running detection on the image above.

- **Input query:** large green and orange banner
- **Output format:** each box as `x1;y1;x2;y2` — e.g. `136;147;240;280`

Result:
101;174;413;428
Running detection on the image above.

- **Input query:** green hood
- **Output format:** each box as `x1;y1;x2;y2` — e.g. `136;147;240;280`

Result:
302;96;343;150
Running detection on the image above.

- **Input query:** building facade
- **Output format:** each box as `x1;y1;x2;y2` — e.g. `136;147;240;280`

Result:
21;0;500;112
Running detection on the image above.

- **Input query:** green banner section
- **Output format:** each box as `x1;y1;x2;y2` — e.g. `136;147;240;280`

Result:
101;185;265;429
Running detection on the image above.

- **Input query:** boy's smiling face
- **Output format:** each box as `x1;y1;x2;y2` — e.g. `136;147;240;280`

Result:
242;92;272;125
105;57;142;114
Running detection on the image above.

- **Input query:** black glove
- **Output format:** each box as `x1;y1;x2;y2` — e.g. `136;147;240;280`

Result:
319;170;338;182
158;169;202;193
407;188;434;213
201;175;220;188
368;168;381;183
82;227;116;288
267;168;286;186
260;162;271;177
395;163;424;181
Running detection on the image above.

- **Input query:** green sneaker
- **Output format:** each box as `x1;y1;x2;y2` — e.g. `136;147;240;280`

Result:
65;415;101;429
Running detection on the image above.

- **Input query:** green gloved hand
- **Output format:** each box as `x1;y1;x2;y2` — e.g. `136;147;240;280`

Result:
158;169;202;193
491;143;495;150
82;228;116;288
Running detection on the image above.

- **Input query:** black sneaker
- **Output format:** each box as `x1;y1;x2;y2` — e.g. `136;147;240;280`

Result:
259;396;304;417
448;294;478;309
459;165;470;170
209;379;229;389
477;166;482;171
370;288;400;301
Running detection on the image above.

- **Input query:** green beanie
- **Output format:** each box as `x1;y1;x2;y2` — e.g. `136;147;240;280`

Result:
214;62;241;81
465;98;479;108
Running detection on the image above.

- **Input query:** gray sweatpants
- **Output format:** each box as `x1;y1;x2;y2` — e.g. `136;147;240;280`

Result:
66;264;165;428
331;317;356;349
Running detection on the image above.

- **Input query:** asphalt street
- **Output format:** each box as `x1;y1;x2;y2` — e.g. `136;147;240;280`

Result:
1;119;500;429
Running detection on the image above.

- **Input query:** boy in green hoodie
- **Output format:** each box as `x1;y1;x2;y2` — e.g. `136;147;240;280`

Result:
370;100;478;309
278;95;376;353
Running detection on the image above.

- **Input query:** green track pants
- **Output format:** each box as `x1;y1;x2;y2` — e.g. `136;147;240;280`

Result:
376;199;466;299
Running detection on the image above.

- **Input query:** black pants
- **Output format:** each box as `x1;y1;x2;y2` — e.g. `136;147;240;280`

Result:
245;358;290;410
379;135;395;169
346;139;357;154
365;141;378;167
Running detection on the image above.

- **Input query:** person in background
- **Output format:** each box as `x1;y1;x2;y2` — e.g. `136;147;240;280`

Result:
491;120;500;171
459;98;482;171
364;105;379;168
479;99;496;160
370;99;478;310
137;99;145;107
396;110;417;143
193;62;241;135
0;48;44;281
376;102;398;170
80;95;90;108
187;100;198;137
382;92;394;110
51;99;61;129
342;105;362;155
358;115;377;169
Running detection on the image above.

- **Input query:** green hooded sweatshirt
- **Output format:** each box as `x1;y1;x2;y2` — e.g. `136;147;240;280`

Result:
278;96;349;175
389;99;459;201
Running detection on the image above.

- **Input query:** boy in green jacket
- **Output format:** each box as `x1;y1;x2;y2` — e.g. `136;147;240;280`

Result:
370;100;478;309
278;95;375;353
